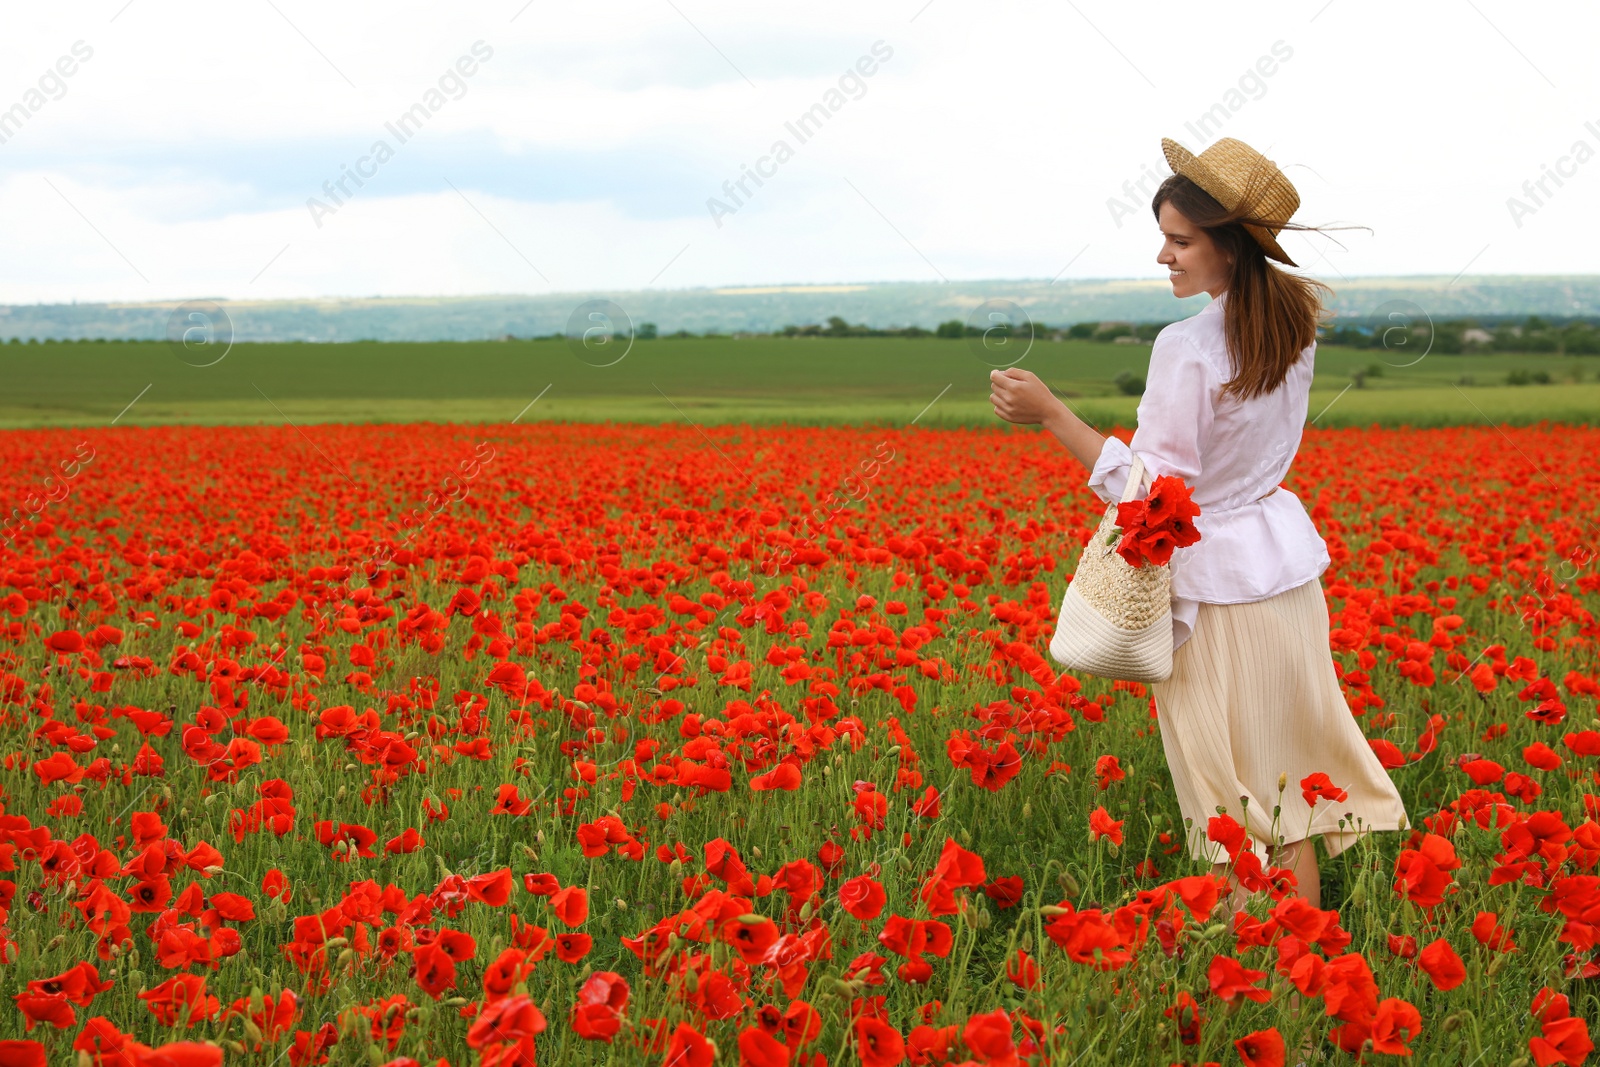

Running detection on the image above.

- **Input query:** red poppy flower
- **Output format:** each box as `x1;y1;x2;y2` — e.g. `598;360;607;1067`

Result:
909;786;942;819
571;972;629;1043
138;1043;223;1067
1206;954;1270;1004
0;1041;46;1067
1416;937;1466;990
432;927;473;966
410;943;457;1000
555;933;592;963
1472;911;1516;952
549;886;589;927
45;630;85;654
1164;991;1204;1045
982;876;1024;909
662;1023;715;1067
839;875;888;921
523;872;561;897
1088;807;1124;845
12;994;76;1031
1530;1014;1594;1067
466;868;514;908
466;994;546;1049
138;975;220;1028
854;1015;905;1067
738;1026;790;1067
1233;1028;1285;1067
1368;997;1423;1056
25;961;113;1007
1005;949;1041;990
1299;772;1349;807
961;1010;1016;1063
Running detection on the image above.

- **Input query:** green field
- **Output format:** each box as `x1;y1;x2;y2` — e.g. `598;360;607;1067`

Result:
1;336;1595;430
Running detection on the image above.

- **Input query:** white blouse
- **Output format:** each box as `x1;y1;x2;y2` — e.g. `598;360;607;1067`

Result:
1085;288;1331;652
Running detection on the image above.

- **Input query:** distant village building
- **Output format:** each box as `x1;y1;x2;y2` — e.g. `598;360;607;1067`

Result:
1461;327;1493;345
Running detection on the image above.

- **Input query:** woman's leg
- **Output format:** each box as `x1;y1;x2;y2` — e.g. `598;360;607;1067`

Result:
1213;837;1322;932
1268;838;1322;909
1211;860;1255;931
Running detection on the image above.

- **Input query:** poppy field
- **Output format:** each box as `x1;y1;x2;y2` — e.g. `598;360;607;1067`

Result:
0;417;1597;1067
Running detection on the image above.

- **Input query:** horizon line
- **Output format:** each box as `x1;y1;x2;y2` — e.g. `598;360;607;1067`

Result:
2;270;1594;309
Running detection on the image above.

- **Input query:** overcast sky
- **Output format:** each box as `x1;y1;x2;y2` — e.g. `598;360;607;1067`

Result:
1;1;1594;304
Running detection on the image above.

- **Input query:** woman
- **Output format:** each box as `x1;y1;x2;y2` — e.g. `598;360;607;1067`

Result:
989;136;1407;910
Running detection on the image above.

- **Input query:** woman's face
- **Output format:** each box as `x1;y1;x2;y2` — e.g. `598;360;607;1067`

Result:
1157;201;1232;300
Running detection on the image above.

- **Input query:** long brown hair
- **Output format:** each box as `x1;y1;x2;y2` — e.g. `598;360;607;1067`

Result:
1151;172;1359;401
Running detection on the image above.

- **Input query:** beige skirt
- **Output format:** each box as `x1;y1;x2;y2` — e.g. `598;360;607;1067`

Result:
1150;576;1409;865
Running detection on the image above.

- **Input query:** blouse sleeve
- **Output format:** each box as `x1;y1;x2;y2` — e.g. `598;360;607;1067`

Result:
1086;327;1219;504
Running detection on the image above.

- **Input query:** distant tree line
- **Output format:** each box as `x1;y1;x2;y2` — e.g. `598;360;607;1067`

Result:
1318;314;1600;355
11;313;1600;353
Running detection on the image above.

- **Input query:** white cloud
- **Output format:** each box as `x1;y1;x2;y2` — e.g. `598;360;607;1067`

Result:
0;0;1595;302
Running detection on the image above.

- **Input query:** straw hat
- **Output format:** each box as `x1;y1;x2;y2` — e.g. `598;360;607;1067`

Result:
1161;136;1300;267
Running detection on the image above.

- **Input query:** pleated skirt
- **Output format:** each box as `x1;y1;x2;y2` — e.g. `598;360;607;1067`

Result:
1150;576;1410;865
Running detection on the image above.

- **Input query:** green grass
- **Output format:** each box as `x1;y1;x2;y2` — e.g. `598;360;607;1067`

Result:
1;337;1595;430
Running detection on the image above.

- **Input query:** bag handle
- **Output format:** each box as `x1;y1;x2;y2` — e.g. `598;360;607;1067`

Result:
1119;452;1154;505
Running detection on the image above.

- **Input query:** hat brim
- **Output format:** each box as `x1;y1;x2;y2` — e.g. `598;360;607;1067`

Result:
1161;137;1299;268
1245;223;1297;268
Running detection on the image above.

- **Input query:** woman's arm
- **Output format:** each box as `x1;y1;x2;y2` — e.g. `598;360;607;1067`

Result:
989;368;1107;471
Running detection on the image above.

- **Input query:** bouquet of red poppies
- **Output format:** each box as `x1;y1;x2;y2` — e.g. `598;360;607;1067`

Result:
1108;473;1202;567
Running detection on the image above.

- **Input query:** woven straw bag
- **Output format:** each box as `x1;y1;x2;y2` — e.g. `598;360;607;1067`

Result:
1049;453;1174;683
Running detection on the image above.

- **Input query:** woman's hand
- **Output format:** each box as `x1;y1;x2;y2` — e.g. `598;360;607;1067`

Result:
991;368;1109;471
989;368;1064;426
